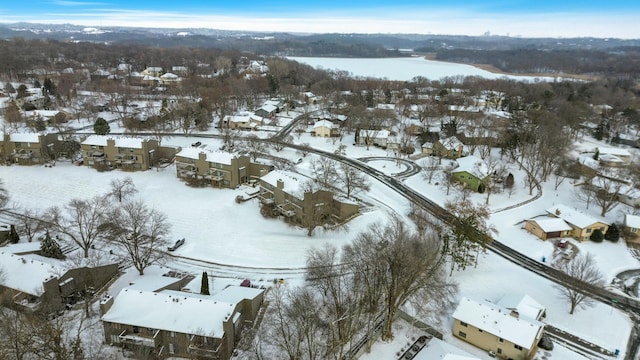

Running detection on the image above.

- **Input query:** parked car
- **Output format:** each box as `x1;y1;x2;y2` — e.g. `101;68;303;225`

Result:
558;239;568;248
168;238;185;251
191;141;202;147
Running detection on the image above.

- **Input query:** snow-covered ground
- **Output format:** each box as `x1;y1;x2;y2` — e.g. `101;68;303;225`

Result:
288;56;559;82
1;107;638;359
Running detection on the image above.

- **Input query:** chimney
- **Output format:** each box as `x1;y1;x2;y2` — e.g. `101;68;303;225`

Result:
510;310;519;318
277;179;284;190
100;295;114;315
107;138;116;148
555;208;561;216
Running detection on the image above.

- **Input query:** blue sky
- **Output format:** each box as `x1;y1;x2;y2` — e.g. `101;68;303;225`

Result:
1;0;639;38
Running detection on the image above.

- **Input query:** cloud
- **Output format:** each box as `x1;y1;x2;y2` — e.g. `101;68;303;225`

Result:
5;6;640;39
51;0;107;6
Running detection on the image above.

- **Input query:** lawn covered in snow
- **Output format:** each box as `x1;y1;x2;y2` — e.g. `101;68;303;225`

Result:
1;125;638;359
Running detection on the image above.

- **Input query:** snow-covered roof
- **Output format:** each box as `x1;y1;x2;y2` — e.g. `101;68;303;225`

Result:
102;288;235;337
496;294;546;321
452;297;543;349
9;133;42;143
361;129;390;139
625;214;640;229
597;147;631;157
527;218;572;233
453;156;489;179
439;136;464;150
211;285;263;304
258;103;277;113
123;274;185;292
160;72;180;80
0;251;62;296
546;204;608;228
414;337;479;360
82;135;147;149
313;120;337;129
260;170;304;198
176;145;237;165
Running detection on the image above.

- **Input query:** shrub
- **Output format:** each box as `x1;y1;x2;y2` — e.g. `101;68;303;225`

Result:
590;229;604;242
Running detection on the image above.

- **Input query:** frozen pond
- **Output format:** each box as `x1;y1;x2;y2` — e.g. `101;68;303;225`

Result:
288;56;556;82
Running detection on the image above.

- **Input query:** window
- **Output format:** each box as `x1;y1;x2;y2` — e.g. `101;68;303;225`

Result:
587;228;592;233
170;331;175;337
478;329;483;333
459;321;468;327
497;348;502;354
515;344;523;350
133;326;139;333
458;331;467;338
498;337;504;343
169;343;174;354
599;227;605;232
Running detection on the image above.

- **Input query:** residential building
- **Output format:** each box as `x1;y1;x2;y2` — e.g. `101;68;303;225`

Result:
100;285;264;360
258;171;359;228
413;337;480;360
81;135;159;171
222;113;263;130
433;136;468;159
1;133;58;165
451;156;489;192
523;218;573;240
624;215;640;242
0;249;118;313
452;297;544;360
496;294;546;321
254;103;278;118
313;120;339;137
546;204;609;242
175;145;271;188
356;129;391;148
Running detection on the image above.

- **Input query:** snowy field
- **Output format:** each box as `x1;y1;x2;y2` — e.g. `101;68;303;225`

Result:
288;56;558;82
1;128;637;359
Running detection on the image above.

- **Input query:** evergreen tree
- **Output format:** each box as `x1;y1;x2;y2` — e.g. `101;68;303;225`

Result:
40;231;65;259
93;117;111;135
590;228;604;243
604;223;620;242
593;148;599;161
505;173;515;189
8;224;20;243
200;271;210;295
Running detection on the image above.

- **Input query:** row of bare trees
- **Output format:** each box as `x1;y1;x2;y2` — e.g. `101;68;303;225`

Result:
254;215;457;359
13;177;170;275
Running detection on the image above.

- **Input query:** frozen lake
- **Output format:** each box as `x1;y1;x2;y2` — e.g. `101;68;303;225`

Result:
288;56;555;82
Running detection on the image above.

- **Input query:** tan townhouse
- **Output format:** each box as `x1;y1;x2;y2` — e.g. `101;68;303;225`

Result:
433;136;468;159
545;204;609;242
258;170;359;228
0;249;118;313
175;145;271;188
1;133;58;165
81;135;159;171
100;285;264;360
452;297;544;360
313;120;339;137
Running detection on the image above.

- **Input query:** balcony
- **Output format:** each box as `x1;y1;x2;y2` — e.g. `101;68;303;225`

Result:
276;204;296;217
187;341;222;358
118;329;158;348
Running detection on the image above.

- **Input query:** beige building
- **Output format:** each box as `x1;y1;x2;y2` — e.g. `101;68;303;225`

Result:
313;120;339;137
546;204;609;242
433;136;468;159
258;171;359;228
101;285;264;360
81;135;159;171
1;133;58;165
452;297;544;360
524;218;573;240
175;145;271;188
0;249;118;313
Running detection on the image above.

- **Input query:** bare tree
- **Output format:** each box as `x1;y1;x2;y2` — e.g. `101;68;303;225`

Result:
343;215;456;341
0;179;9;210
241;134;267;162
310;157;338;190
107;177;138;203
419;157;439;184
104;200;170;275
337;162;370;199
553;252;605;314
16;208;45;243
45;195;109;258
592;176;623;217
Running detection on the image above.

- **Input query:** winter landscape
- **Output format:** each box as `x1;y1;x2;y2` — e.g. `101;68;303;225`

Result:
1;7;640;360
